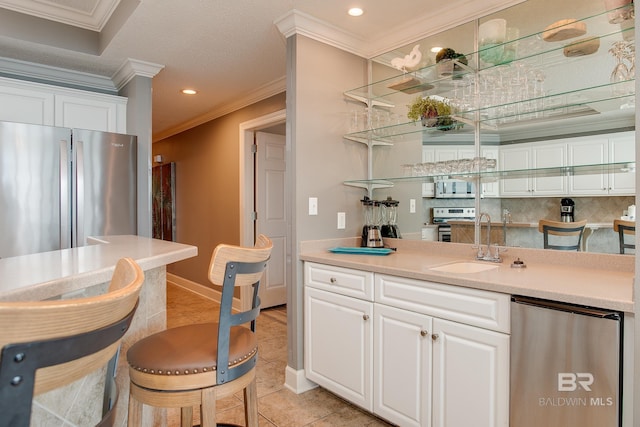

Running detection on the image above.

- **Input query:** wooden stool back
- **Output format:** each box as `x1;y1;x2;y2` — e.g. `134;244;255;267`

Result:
0;257;144;427
538;219;587;251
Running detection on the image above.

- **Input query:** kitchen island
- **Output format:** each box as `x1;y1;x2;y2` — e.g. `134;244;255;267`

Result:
300;237;634;426
0;235;197;426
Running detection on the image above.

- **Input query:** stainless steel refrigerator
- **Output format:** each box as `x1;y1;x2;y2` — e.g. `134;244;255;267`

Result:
0;121;137;258
511;296;622;426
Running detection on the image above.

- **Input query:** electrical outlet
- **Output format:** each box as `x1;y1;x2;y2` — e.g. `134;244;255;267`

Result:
309;197;318;215
337;212;346;229
409;199;416;213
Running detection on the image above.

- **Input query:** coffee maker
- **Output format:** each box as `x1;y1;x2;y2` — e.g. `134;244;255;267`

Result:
560;198;575;222
361;197;384;248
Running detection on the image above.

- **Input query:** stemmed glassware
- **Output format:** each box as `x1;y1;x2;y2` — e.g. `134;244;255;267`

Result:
609;40;635;95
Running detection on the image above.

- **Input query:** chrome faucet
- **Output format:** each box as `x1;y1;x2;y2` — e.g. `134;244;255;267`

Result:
476;212;502;262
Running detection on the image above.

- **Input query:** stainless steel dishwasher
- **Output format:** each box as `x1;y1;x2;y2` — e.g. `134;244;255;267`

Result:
510;296;623;427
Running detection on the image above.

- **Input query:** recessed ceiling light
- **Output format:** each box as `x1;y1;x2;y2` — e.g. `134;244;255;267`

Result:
348;7;363;17
181;89;197;95
431;47;443;53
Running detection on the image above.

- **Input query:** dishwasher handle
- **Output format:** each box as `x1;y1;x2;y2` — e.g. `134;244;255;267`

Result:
511;295;621;320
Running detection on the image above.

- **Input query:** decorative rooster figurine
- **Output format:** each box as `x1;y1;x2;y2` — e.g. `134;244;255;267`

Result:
391;44;422;72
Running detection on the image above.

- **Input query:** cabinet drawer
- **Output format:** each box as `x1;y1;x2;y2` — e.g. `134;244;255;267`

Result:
304;262;374;301
375;274;510;333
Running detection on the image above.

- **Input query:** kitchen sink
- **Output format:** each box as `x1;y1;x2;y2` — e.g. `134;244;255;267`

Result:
430;262;500;274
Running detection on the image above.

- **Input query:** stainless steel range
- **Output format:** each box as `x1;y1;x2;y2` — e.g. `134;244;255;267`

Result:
432;207;476;242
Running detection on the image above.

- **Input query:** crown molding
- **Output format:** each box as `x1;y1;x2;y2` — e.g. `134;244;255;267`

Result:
274;10;369;57
275;0;526;60
153;75;287;142
0;56;118;93
112;58;165;90
0;56;166;94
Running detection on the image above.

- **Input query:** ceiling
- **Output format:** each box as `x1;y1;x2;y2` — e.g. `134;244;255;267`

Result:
0;0;514;141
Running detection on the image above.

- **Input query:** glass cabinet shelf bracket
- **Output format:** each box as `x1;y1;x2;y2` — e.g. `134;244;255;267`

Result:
344;180;394;192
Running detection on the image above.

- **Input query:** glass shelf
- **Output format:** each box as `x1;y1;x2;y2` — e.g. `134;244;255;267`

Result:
344;80;634;144
343;3;635;196
343;7;635;145
343;161;636;186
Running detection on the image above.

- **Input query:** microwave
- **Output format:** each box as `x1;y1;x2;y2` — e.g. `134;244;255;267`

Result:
434;179;476;198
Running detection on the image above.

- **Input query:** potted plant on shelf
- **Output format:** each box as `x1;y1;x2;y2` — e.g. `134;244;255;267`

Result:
407;96;462;131
435;48;468;78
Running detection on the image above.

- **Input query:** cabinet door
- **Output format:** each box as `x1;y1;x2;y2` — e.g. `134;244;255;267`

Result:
481;147;500;198
532;143;566;195
568;138;609;195
0;83;54;125
304;287;373;410
433;147;458;162
432;318;509;427
374;304;432;427
499;145;531;196
421;147;436;197
55;94;127;132
608;133;635;195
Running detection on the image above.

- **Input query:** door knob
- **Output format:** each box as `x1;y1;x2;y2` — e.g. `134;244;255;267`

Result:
431;333;439;341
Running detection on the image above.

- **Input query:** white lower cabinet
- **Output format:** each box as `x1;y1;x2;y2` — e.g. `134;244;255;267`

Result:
304;286;374;410
431;318;510;427
374;304;432;427
304;262;510;427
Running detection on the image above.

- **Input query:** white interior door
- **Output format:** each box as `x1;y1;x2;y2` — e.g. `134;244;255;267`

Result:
256;131;287;308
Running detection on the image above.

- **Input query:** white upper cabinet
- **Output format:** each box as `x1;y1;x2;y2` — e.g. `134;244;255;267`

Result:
0;77;127;133
568;132;634;195
0;79;54;125
54;93;127;133
500;142;566;197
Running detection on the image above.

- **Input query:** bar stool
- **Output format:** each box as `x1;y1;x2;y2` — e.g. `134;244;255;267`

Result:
127;235;272;427
0;257;145;427
538;219;587;251
613;219;635;254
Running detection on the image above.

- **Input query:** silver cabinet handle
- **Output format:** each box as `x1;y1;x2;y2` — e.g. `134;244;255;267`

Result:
431;333;439;341
363;314;369;321
420;330;428;337
330;277;337;284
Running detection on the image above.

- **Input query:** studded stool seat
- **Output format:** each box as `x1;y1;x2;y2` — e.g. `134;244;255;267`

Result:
128;323;257;380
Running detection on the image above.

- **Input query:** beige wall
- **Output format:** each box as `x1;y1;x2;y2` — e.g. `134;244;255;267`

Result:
152;92;286;288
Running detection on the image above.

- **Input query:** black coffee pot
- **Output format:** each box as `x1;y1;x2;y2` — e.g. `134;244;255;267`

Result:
560;198;575;222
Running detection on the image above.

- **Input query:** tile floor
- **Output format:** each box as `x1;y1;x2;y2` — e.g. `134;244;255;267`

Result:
166;283;394;427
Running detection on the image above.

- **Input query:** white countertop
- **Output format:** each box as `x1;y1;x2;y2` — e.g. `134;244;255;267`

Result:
300;238;634;312
0;235;197;301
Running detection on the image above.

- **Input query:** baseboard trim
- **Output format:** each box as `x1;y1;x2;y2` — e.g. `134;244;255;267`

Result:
284;366;317;394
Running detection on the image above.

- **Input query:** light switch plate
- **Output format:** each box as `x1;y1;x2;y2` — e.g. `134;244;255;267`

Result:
409;199;416;213
309;197;318;215
337;212;346;229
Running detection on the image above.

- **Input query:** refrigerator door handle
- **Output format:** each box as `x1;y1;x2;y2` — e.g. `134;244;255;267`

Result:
60;139;71;249
75;139;85;247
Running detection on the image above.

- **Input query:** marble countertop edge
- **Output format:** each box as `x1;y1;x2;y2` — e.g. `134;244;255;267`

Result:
0;235;198;301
